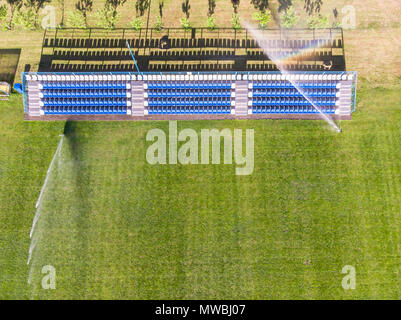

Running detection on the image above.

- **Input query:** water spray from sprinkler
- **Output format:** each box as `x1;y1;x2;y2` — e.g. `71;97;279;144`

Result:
242;21;342;133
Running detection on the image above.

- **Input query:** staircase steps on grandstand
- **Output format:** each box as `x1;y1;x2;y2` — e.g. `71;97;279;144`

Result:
234;81;249;116
131;81;145;116
337;80;352;115
26;80;41;116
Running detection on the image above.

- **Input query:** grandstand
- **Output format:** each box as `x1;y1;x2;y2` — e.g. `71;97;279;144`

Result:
38;28;346;73
23;71;357;120
23;27;356;120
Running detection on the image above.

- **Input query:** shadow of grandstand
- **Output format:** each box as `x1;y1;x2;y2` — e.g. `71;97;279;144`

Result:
0;48;21;85
38;28;346;73
62;120;92;289
64;121;79;160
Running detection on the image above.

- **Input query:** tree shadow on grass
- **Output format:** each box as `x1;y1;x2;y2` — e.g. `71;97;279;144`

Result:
278;0;292;12
304;0;323;15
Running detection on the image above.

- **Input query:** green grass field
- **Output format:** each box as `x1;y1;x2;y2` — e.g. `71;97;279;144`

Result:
1;84;401;299
1;0;401;300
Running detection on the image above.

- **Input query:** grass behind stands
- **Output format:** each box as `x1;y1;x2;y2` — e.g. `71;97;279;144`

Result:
1;0;400;84
1;84;401;299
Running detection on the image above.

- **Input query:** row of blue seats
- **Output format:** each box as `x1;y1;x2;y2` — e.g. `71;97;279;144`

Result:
252;81;338;89
253;97;336;105
253;101;335;107
44;106;128;114
148;82;232;90
148;106;231;115
147;90;231;98
43;98;128;107
148;99;231;107
41;81;128;90
149;97;231;102
254;96;337;101
253;96;336;103
253;89;337;98
252;106;336;114
42;90;128;98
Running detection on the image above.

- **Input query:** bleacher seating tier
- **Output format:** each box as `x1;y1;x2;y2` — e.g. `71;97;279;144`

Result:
23;72;356;117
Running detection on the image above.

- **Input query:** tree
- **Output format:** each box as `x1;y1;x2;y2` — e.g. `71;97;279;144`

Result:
231;13;240;29
106;0;126;27
135;0;149;17
154;15;163;31
180;0;191;30
250;0;268;12
96;0;126;29
180;17;191;30
25;0;51;28
96;5;116;29
13;6;36;29
280;5;298;29
0;5;7;29
66;10;86;28
208;0;216;17
206;15;216;30
252;10;271;29
231;0;240;14
307;14;329;29
182;0;190;19
130;16;143;30
5;0;23;29
75;0;92;27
